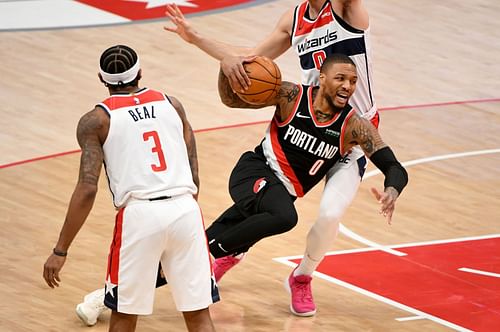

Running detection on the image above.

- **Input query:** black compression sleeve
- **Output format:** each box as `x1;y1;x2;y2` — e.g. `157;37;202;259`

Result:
369;147;408;194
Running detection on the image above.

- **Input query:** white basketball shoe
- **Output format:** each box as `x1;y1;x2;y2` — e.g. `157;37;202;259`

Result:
75;288;107;326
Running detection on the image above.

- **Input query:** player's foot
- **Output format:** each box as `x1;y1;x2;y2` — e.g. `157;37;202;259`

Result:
285;269;316;317
213;253;245;282
76;288;107;326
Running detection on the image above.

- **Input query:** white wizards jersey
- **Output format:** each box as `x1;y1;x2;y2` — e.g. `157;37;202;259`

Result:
291;0;376;119
99;88;197;208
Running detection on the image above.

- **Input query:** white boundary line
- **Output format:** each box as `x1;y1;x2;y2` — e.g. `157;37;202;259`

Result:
271;258;473;332
339;223;407;256
396;316;427;322
337;148;500;255
274;149;500;331
458;267;500;278
273;233;500;261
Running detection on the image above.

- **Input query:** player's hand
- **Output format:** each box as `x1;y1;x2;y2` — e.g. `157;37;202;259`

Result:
164;4;198;43
221;55;256;93
370;187;399;224
43;253;66;288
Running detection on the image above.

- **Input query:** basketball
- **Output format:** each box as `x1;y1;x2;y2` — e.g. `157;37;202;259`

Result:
236;56;282;105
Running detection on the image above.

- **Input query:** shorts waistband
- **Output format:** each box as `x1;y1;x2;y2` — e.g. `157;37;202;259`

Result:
148;195;171;201
125;195;174;207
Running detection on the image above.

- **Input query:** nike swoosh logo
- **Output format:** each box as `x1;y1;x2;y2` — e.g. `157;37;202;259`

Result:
296;112;311;119
218;243;228;253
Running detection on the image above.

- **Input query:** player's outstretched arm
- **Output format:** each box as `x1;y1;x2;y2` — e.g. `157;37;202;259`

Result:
331;0;369;30
165;4;293;93
165;4;251;60
43;108;107;288
344;113;408;223
248;7;294;60
220;8;294;92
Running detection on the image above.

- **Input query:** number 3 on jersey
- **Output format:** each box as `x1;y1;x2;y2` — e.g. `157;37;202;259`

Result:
143;131;167;172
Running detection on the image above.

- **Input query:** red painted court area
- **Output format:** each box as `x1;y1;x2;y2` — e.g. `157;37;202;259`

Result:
289;237;500;331
77;0;256;21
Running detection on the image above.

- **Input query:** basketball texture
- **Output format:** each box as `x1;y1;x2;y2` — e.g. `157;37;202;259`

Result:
236;56;282;105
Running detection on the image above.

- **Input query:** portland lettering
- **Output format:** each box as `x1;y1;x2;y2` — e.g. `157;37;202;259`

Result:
283;124;338;159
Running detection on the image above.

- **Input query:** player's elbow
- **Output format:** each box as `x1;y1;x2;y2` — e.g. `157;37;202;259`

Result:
219;93;240;108
75;182;98;201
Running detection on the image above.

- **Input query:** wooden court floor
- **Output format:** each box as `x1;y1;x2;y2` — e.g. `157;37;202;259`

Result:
1;1;500;331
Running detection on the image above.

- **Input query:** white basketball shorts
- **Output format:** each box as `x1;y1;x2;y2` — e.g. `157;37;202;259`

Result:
104;194;219;314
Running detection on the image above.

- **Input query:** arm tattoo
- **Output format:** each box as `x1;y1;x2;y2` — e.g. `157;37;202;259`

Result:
76;111;104;185
217;69;260;109
349;113;386;157
277;82;300;103
275;82;300;121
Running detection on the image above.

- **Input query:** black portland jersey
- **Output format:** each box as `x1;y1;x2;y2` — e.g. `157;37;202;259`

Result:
260;85;356;197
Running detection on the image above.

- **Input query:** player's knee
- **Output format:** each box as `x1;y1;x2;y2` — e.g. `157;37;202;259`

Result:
274;210;298;233
275;217;297;234
319;207;343;225
318;194;351;224
313;214;340;239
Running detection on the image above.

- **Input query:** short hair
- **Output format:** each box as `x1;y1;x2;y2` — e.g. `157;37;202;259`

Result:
320;53;356;73
99;45;139;87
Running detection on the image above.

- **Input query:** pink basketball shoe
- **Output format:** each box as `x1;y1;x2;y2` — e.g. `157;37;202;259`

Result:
213;254;245;282
285;269;316;316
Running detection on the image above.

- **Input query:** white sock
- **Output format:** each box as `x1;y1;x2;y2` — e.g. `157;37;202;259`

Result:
294;253;321;276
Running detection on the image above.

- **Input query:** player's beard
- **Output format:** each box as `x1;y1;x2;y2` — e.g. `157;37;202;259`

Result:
325;94;344;113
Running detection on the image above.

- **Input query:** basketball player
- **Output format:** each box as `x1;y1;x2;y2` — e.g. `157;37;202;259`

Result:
165;0;380;316
42;45;218;332
204;54;406;307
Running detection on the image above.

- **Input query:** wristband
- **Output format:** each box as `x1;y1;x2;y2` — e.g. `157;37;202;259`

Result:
369;147;408;194
53;248;67;257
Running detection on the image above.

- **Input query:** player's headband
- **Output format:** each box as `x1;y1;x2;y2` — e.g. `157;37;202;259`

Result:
99;59;140;85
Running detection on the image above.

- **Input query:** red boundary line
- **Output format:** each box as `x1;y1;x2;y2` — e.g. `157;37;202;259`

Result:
380;97;500;111
2;98;499;170
194;120;269;133
0;149;82;169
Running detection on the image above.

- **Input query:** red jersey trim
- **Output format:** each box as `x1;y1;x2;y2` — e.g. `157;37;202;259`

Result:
270;120;304;197
371;111;380;129
101;88;166;111
308;86;342;127
107;207;124;284
294;1;334;37
339;108;357;156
